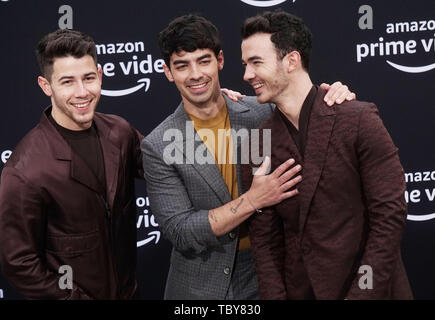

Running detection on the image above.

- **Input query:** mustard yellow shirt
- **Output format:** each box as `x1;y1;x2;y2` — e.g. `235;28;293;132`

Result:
188;103;238;200
188;103;250;250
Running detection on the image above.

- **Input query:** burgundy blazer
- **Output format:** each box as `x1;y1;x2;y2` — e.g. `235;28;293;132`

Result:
242;87;413;300
0;108;143;299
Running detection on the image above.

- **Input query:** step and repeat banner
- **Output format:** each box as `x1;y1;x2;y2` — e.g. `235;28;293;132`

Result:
0;0;434;299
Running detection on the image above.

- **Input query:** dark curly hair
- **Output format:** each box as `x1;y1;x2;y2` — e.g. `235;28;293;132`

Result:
158;14;221;67
36;29;97;80
241;10;312;71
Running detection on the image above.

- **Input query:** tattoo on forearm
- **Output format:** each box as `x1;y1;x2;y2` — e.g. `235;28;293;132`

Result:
230;198;244;214
209;210;218;223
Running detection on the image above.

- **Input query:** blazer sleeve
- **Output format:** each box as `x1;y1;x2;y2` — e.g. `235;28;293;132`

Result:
141;136;221;254
129;125;144;179
241;135;287;300
346;103;408;299
0;167;92;299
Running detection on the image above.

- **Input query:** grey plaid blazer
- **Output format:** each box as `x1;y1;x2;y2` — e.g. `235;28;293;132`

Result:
141;95;273;299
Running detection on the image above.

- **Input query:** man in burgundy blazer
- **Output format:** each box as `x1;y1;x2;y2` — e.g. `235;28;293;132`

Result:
0;29;143;299
240;11;413;299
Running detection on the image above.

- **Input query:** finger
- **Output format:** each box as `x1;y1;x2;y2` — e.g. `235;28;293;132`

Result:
271;158;295;178
334;87;351;104
323;81;342;106
319;82;330;90
233;91;243;98
280;189;299;200
278;164;302;184
331;85;348;104
346;92;356;101
254;156;271;176
279;175;302;192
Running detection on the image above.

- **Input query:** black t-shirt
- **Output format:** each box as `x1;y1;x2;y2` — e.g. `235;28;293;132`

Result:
49;115;106;192
278;85;317;159
275;86;317;299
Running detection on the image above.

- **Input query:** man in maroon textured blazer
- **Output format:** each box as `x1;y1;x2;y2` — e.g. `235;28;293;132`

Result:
240;11;413;299
0;29;143;299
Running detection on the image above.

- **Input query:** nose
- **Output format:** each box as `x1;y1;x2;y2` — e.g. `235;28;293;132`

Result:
189;64;202;80
74;80;88;97
243;65;254;82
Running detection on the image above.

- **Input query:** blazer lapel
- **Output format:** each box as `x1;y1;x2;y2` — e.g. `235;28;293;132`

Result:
94;114;120;206
225;96;251;196
298;88;336;233
70;152;105;196
40;109;106;196
171;101;232;205
269;108;303;170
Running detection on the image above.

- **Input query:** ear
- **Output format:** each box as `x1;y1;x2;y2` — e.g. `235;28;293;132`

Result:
163;64;174;82
37;76;52;97
283;51;301;73
97;65;103;84
217;50;224;71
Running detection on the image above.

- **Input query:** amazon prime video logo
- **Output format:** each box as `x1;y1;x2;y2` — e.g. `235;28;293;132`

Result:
136;196;160;247
96;41;164;97
240;0;294;7
404;170;435;222
356;5;435;73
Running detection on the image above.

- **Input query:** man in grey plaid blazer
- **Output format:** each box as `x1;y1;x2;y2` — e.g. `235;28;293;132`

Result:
141;15;354;300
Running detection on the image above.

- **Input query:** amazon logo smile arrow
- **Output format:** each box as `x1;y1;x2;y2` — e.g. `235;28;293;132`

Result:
101;78;150;97
386;60;435;73
240;0;294;7
136;231;161;247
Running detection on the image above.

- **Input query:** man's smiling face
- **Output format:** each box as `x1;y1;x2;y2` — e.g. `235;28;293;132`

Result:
164;48;224;110
38;54;102;130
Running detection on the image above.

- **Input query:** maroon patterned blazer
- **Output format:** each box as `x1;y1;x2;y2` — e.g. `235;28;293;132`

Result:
242;87;413;299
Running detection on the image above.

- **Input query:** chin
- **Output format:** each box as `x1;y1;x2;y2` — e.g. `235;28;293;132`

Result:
75;112;94;124
255;95;268;104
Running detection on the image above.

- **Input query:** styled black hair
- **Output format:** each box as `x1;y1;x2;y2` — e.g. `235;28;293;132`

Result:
36;29;97;80
158;14;221;67
241;10;312;71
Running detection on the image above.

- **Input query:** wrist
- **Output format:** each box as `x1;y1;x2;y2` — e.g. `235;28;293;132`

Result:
245;191;262;214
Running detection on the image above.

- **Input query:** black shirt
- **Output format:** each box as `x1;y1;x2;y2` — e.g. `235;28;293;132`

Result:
49;115;106;192
276;86;317;299
278;85;317;158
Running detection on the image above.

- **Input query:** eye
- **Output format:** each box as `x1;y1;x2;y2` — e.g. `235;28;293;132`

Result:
200;60;211;65
175;64;187;70
61;80;72;85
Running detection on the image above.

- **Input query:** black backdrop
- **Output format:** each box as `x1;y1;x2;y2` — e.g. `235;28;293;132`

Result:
0;0;434;300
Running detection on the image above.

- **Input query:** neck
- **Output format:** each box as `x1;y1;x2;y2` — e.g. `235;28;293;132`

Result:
275;72;312;130
182;90;226;120
51;106;92;131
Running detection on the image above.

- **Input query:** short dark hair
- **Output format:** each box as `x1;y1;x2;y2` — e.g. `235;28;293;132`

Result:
158;14;221;67
36;29;98;80
241;10;312;71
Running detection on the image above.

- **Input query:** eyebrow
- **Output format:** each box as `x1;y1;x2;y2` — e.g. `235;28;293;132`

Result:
58;76;74;82
172;53;212;66
242;55;264;64
58;72;97;82
84;72;97;77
